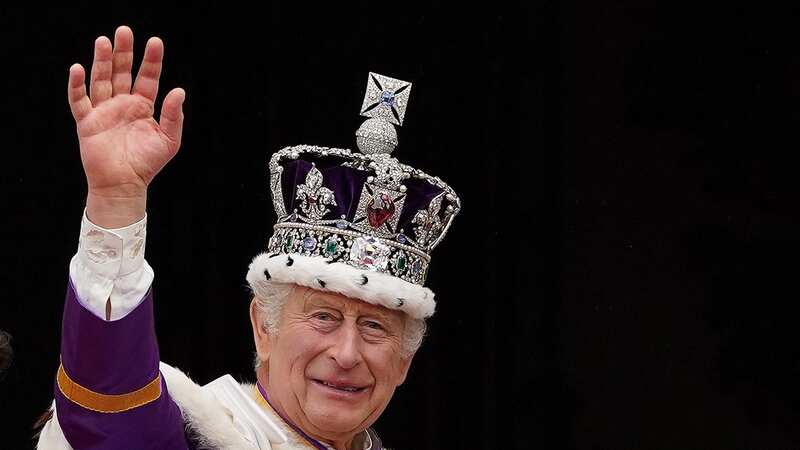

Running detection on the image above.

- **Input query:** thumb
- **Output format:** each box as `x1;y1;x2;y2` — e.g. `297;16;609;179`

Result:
159;87;186;150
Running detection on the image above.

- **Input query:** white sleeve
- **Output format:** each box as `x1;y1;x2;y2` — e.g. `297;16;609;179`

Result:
68;209;154;321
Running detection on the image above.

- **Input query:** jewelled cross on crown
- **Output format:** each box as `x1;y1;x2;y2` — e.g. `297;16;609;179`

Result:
360;72;412;126
356;73;412;156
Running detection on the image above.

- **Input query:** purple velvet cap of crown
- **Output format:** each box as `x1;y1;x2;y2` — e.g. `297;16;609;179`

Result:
264;145;460;290
279;155;445;243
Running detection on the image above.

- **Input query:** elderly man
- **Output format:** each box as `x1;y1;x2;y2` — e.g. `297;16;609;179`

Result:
37;26;460;450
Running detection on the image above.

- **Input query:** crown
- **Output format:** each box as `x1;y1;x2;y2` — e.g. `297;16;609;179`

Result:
247;73;461;319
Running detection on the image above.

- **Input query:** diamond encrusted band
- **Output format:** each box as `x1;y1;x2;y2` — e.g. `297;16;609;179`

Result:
268;223;431;285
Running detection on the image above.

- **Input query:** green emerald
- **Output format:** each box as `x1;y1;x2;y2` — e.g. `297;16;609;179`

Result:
394;254;406;272
285;235;294;250
324;239;338;256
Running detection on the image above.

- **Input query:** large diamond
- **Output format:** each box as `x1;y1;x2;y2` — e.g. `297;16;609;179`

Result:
349;236;391;271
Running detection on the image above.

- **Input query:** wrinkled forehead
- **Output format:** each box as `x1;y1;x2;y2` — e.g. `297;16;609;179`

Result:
293;285;405;322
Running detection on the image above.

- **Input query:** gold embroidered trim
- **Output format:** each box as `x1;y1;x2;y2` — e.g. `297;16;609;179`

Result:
251;386;317;448
56;363;161;413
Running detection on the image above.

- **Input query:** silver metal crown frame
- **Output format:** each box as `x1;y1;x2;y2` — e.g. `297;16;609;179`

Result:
264;73;460;286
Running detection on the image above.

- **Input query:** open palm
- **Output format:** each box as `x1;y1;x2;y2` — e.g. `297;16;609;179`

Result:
68;26;185;198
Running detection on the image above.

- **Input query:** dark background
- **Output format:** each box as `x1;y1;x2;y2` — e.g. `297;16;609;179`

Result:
1;3;799;449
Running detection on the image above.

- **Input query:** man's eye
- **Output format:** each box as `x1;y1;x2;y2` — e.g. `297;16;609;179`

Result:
314;312;335;321
364;321;385;331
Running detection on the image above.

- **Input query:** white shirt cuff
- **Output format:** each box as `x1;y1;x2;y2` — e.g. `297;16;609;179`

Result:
69;209;154;321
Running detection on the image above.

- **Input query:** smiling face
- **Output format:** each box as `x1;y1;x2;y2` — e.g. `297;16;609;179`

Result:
250;285;414;445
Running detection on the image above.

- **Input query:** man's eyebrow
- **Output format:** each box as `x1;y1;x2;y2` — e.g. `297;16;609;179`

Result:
360;309;402;327
303;291;344;309
302;289;401;323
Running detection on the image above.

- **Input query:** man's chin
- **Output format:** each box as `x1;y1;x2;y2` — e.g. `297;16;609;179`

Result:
303;397;373;434
305;407;369;436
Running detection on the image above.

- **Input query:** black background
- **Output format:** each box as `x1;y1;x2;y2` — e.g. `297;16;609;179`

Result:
1;3;799;449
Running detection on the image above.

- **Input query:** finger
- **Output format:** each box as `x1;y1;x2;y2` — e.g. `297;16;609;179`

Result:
159;87;186;150
111;26;134;96
89;36;113;105
132;37;164;103
67;64;92;122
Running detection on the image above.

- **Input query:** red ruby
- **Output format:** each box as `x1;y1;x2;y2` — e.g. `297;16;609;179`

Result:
367;193;395;228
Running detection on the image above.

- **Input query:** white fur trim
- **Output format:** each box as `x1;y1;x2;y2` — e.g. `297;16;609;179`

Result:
159;363;257;449
247;252;436;319
36;402;71;450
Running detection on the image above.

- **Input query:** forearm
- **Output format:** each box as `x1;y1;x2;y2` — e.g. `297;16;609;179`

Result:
71;208;150;319
85;190;146;229
59;279;159;396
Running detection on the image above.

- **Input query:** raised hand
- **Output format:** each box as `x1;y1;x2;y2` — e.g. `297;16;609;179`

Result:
68;26;186;228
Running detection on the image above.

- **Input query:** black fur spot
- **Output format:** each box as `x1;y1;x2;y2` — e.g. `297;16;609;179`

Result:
268;253;280;259
396;298;405;307
317;279;327;288
263;269;271;280
286;256;294;266
361;275;369;285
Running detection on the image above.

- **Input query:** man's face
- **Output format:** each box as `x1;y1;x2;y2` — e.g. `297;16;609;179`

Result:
252;285;413;439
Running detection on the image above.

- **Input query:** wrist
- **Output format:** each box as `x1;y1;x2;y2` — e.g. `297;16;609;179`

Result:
86;191;147;229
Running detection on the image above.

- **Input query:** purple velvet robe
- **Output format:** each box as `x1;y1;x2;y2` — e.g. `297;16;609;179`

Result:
55;279;193;449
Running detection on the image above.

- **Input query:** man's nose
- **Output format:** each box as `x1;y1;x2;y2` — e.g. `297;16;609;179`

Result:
329;322;363;369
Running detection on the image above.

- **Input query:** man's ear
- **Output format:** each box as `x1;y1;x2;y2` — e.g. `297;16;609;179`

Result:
250;298;272;364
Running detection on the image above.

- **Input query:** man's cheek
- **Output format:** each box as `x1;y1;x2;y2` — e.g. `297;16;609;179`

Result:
290;348;320;381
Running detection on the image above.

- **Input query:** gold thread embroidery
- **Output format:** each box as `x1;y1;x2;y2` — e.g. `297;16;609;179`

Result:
251;385;321;449
56;363;161;413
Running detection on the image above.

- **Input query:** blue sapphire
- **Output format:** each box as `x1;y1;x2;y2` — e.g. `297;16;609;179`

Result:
335;220;348;229
411;260;422;276
380;91;395;107
397;233;407;244
302;237;317;251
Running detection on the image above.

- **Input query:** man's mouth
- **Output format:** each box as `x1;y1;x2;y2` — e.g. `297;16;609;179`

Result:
312;379;368;393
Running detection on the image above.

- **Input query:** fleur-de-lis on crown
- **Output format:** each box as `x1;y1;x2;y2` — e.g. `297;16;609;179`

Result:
296;164;337;220
412;193;445;246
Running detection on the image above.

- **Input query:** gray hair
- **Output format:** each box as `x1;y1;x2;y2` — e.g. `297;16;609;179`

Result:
252;282;426;368
0;330;12;375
